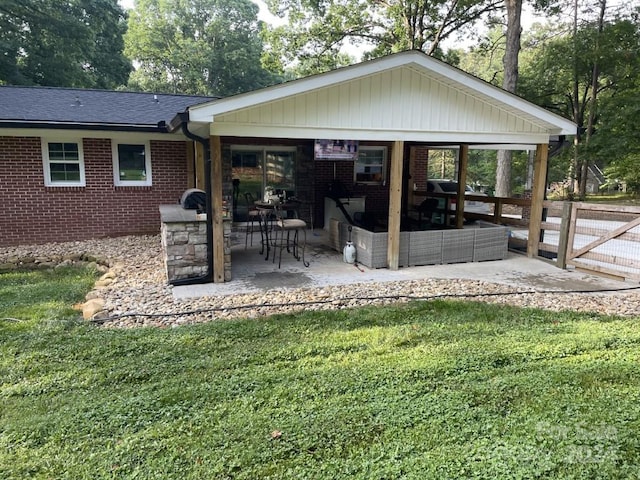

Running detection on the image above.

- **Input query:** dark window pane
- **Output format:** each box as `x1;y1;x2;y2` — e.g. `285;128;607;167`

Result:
265;151;295;191
232;152;258;168
117;144;147;181
355;149;384;183
48;142;79;161
50;162;80;182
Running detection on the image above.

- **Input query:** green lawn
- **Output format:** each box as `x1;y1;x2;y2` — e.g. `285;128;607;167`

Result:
549;192;640;205
2;267;640;479
585;193;640;205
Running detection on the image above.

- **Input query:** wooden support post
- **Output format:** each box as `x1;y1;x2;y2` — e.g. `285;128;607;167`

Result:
210;135;225;283
556;201;573;269
387;140;404;270
493;198;503;224
527;143;549;257
456;144;469;229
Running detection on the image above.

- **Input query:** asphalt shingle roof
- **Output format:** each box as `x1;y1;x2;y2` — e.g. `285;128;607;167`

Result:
0;85;217;128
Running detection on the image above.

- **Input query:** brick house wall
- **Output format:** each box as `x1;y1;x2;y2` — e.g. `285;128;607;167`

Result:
0;135;188;247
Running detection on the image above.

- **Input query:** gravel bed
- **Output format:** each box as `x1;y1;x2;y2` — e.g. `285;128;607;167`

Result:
3;235;640;328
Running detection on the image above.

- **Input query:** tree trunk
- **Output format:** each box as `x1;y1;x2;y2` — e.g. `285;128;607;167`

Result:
579;0;607;198
570;0;580;198
495;0;522;198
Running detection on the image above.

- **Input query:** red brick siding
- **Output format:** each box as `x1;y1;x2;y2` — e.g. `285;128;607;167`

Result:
0;136;188;246
412;146;429;190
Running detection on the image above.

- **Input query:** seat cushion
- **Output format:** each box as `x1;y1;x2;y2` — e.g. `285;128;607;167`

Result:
277;219;306;229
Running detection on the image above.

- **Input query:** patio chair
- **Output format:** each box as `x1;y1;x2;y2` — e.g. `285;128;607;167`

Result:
244;192;261;249
272;201;309;268
417;198;439;229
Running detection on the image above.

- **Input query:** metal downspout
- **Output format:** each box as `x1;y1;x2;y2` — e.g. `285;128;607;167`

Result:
169;112;214;286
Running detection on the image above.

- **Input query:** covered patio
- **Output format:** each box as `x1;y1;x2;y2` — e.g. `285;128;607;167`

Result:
164;50;576;284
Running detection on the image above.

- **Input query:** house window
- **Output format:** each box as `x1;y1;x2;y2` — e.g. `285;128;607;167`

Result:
42;140;85;186
355;146;386;184
113;141;151;186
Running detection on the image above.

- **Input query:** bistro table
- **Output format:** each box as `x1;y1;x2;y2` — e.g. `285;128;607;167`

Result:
253;200;300;261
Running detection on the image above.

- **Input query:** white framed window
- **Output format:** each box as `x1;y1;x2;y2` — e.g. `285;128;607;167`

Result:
112;141;152;186
354;146;387;184
42;139;85;187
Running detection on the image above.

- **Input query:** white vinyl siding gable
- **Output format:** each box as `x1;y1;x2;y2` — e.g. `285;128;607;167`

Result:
212;67;548;137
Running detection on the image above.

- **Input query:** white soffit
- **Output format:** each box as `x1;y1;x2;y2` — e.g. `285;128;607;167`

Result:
189;50;576;139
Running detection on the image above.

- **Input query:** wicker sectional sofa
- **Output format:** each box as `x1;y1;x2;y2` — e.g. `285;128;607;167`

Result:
328;219;508;268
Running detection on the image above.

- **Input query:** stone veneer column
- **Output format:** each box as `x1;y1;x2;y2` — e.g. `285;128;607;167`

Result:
160;205;232;283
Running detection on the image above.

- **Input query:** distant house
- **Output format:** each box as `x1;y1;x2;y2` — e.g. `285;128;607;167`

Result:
0;87;215;246
549;164;623;198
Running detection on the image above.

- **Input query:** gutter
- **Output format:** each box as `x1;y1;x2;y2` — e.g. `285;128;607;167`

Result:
0;120;169;133
167;111;214;286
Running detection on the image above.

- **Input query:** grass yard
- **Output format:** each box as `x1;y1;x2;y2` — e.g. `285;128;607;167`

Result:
1;267;640;479
585;193;640;206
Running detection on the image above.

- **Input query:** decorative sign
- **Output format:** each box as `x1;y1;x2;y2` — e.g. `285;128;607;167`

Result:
314;139;359;160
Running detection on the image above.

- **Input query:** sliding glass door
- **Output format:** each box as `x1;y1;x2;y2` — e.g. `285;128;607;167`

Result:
231;146;296;221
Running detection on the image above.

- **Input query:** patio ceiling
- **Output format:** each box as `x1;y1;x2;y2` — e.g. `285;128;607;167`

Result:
188;50;576;146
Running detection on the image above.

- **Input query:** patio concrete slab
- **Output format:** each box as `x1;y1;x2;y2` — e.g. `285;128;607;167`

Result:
172;230;631;300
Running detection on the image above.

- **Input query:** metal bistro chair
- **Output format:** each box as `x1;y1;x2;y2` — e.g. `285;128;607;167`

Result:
255;204;275;260
272;201;309;268
417;197;440;229
244;192;261;249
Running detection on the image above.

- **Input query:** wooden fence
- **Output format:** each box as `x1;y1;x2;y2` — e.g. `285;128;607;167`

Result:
469;196;640;281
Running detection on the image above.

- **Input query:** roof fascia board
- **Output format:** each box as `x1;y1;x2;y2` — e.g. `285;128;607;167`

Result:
0;120;169;133
209;122;551;145
420;144;539;150
0;127;190;142
469;143;538;150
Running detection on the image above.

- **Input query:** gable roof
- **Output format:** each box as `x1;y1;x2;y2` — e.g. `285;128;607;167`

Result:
0;86;216;132
188;50;576;145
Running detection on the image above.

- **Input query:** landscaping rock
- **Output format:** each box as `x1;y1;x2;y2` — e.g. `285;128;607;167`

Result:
85;290;102;301
100;271;117;280
2;234;640;329
82;298;106;320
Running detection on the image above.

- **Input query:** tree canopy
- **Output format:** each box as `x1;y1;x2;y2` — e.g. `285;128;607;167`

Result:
261;0;503;77
124;0;279;96
0;0;131;88
517;15;640;195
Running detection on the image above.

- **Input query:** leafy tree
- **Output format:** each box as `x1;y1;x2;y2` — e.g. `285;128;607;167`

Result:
262;0;503;77
0;0;131;88
125;0;278;96
591;37;640;191
454;26;505;85
519;14;640;195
